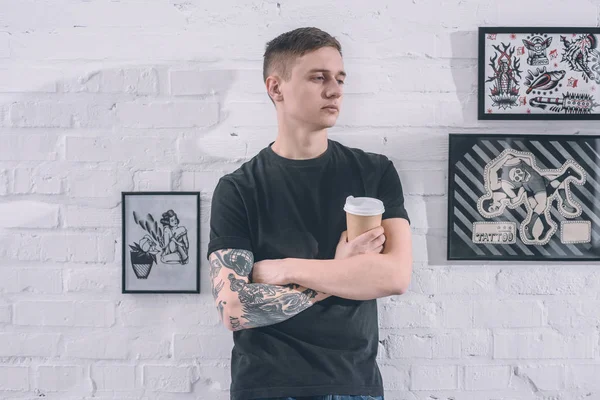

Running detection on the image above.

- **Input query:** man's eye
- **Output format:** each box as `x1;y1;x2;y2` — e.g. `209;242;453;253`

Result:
312;76;344;84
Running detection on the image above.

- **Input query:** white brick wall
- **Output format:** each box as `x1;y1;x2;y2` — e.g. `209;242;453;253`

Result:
0;1;598;399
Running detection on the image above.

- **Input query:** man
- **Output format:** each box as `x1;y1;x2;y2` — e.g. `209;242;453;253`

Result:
207;27;413;400
478;149;585;244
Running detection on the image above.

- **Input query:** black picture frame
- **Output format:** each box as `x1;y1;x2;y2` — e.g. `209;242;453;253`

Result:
478;27;600;120
447;133;600;261
122;191;200;293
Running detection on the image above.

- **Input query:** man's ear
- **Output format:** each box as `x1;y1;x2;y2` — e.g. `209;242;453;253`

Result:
266;76;283;102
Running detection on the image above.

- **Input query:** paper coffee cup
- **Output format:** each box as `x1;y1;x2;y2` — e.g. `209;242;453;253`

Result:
343;196;385;241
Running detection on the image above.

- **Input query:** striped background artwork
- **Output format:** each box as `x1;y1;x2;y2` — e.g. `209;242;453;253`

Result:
448;134;600;260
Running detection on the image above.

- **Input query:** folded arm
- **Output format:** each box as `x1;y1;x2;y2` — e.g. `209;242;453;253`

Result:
281;218;412;301
209;248;331;331
282;254;400;301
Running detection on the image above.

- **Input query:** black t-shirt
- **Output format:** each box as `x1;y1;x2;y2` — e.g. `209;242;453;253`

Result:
206;138;410;400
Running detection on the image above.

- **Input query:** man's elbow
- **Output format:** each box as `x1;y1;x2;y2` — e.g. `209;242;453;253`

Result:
393;277;410;295
217;295;241;331
224;317;238;332
392;260;412;295
222;309;235;331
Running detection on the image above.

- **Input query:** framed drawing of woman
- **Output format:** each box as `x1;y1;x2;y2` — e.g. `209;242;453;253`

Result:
122;192;200;293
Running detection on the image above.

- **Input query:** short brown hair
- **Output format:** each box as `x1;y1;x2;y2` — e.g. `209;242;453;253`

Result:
263;27;342;95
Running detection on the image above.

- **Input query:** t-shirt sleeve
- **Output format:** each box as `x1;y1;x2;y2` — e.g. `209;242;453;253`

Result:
206;177;253;261
377;157;410;224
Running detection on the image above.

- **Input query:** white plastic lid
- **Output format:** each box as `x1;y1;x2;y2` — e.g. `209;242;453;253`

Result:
343;196;385;216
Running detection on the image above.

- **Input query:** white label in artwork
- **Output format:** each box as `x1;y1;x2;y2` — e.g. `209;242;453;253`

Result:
560;220;592;244
473;222;517;244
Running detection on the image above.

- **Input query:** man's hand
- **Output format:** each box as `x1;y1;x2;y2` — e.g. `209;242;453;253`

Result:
250;259;289;285
250;225;386;286
334;225;386;260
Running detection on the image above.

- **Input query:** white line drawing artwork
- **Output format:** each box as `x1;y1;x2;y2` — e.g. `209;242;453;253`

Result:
476;149;587;245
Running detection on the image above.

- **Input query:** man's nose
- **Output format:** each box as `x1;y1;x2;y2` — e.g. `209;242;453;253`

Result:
325;80;342;98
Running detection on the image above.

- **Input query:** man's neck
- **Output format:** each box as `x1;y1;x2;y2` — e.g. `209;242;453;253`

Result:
270;130;329;160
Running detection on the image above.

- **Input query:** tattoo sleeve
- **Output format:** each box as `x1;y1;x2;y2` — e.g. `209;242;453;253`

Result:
209;248;329;331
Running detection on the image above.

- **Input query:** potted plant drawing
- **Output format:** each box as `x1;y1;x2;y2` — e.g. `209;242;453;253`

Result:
129;211;165;279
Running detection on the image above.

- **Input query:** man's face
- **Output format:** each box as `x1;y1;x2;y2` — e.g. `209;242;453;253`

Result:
275;47;345;130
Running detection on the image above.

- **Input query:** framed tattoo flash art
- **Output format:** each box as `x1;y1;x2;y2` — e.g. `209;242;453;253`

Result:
122;192;200;293
447;134;600;261
479;27;600;120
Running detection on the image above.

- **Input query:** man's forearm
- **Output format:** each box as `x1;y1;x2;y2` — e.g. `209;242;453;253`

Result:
225;281;331;331
283;254;405;301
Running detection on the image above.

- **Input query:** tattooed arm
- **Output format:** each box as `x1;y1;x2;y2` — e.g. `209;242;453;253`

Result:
209;248;331;331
